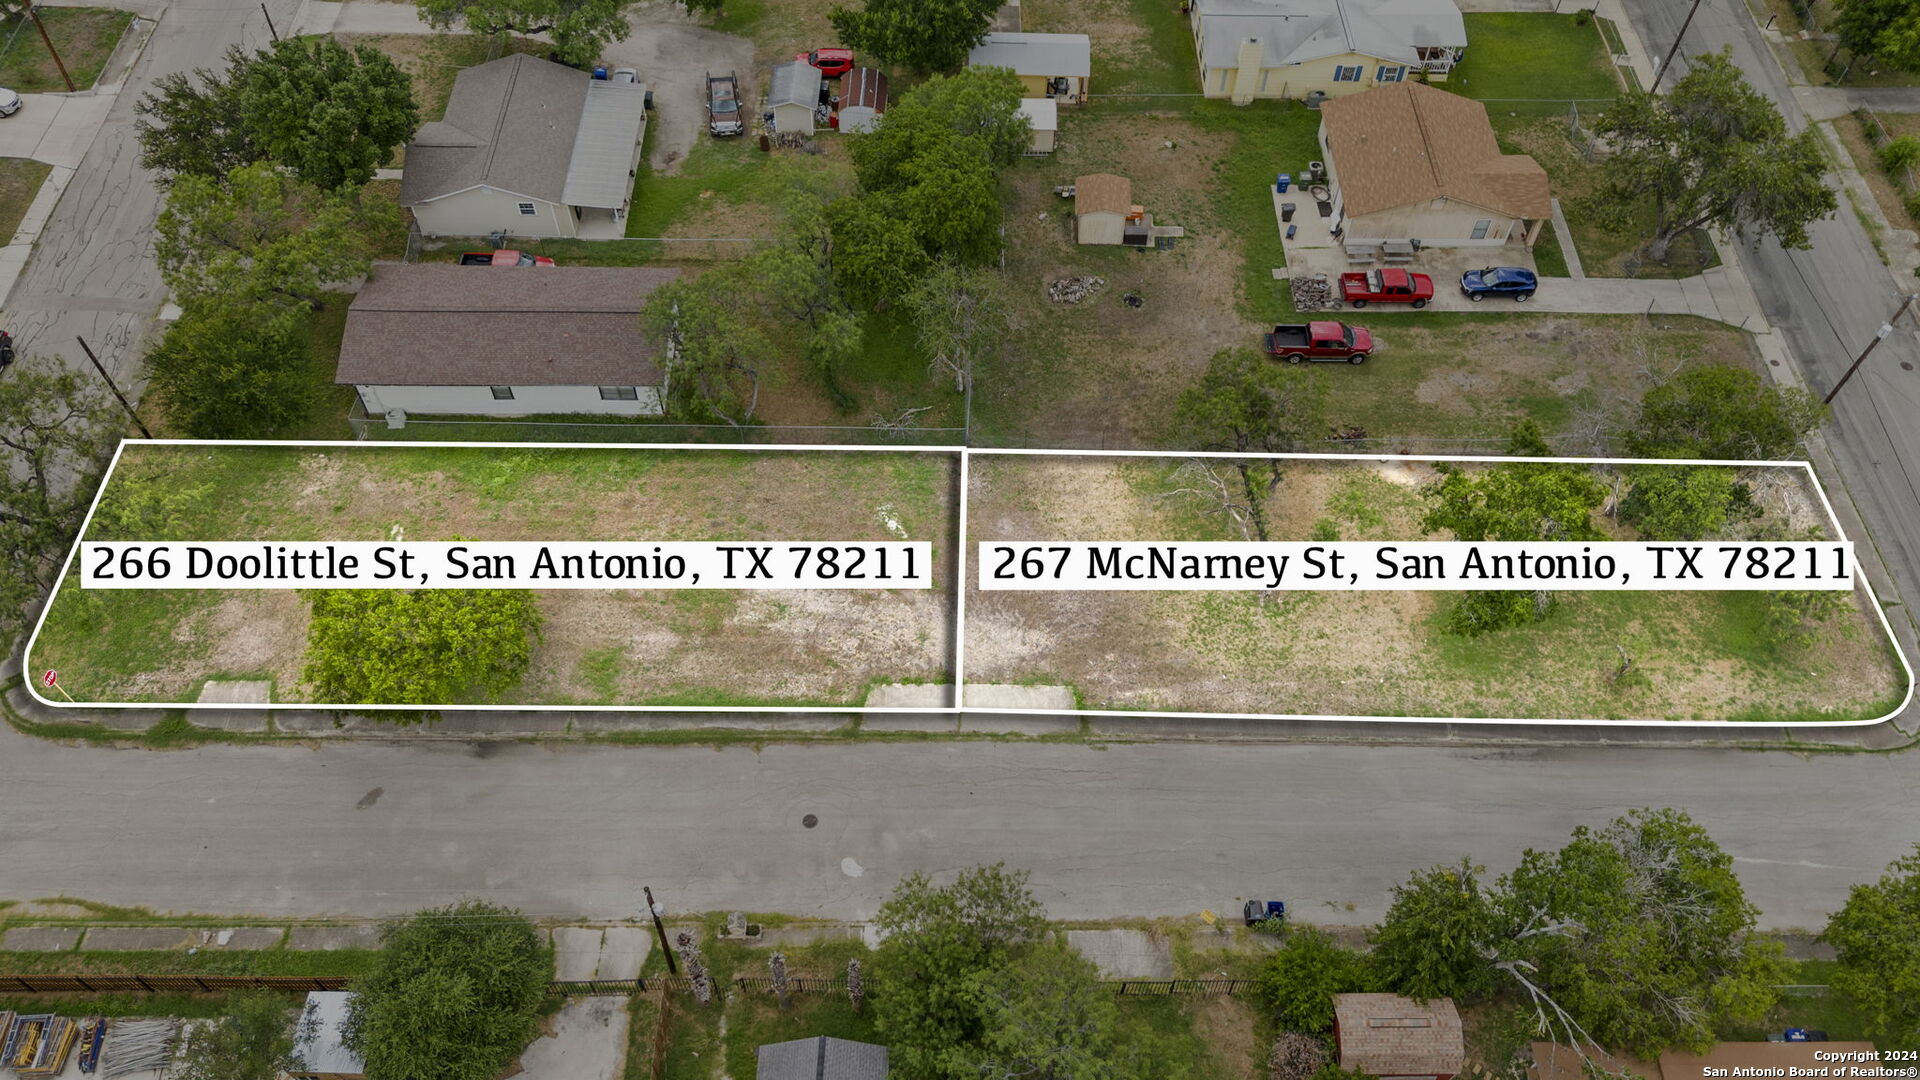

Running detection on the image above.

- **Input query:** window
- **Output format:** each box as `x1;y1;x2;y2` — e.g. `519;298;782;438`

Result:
1376;65;1405;82
599;386;640;401
489;386;515;400
1333;65;1363;82
517;202;536;216
1471;219;1493;239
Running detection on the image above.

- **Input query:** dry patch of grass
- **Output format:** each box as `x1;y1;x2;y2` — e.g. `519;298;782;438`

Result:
1833;111;1920;233
0;8;132;92
334;32;546;124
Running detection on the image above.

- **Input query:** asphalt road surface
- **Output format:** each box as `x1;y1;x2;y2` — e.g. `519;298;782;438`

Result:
0;726;1911;928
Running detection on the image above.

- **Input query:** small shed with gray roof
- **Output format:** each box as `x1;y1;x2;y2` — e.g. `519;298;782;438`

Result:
756;1036;888;1080
400;54;649;239
336;263;681;421
1332;993;1464;1080
769;60;824;135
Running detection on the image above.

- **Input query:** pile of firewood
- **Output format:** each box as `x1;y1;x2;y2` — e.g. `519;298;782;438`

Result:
1047;275;1105;303
1289;273;1339;310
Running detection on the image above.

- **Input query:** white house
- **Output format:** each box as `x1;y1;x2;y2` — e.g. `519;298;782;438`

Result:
337;263;682;420
770;60;823;134
1190;0;1468;103
968;32;1091;103
1018;97;1057;153
400;54;649;239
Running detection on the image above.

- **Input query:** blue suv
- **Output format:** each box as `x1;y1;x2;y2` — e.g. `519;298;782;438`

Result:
1460;266;1538;303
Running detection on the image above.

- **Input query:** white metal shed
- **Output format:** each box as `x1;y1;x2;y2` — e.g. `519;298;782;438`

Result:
769;60;823;135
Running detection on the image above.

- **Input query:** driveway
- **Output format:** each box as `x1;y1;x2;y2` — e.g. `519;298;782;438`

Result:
600;7;756;174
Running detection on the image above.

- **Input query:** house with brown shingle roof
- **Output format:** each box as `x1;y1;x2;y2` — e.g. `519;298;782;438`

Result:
1317;80;1551;249
1331;993;1464;1080
336;263;680;421
1074;173;1134;245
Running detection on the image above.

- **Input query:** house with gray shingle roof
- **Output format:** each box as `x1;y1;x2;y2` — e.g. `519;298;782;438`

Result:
756;1037;888;1080
336;263;680;421
1189;0;1467;103
400;54;649;239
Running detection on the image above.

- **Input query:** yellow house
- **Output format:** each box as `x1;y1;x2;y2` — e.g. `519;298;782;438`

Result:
968;32;1091;103
1190;0;1467;103
1318;81;1550;248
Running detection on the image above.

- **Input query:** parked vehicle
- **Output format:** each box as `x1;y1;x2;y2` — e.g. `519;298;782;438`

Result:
0;89;20;118
459;250;555;267
1243;900;1287;927
1265;320;1374;364
609;67;639;84
707;71;744;136
1339;268;1433;308
797;47;855;78
1460;266;1537;302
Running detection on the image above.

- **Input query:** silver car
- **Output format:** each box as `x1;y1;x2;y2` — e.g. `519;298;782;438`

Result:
0;90;21;118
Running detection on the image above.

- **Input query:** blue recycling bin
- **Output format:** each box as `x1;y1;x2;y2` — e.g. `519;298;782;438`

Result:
1275;172;1292;193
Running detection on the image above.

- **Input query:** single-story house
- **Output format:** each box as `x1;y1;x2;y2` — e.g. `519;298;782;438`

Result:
1332;993;1464;1080
968;32;1091;103
1074;173;1133;245
289;991;363;1080
1018;97;1057;153
336;263;681;420
1190;0;1468;103
1318;80;1550;247
400;53;649;240
771;60;823;134
757;1036;889;1080
838;67;888;133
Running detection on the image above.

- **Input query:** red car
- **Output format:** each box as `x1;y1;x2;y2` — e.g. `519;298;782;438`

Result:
796;47;855;78
459;250;555;267
1338;268;1434;308
1265;320;1375;364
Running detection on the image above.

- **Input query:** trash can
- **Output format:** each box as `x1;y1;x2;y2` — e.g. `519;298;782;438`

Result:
1285;224;1297;240
1275;172;1292;193
1281;202;1297;222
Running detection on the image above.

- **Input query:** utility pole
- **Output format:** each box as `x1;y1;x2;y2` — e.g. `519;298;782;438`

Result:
27;5;74;93
1825;294;1919;406
260;2;279;42
643;886;678;975
1650;0;1705;94
76;336;152;438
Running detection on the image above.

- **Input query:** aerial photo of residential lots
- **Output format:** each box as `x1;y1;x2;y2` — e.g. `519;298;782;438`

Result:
4;0;1920;1076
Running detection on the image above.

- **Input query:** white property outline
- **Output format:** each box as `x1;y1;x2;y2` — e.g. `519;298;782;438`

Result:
23;440;1916;728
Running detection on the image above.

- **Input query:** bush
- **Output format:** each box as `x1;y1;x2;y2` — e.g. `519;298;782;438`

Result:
1259;926;1375;1034
1904;190;1920;223
1878;135;1920;173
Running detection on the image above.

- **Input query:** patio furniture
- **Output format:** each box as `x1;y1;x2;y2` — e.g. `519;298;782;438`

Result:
1345;244;1377;265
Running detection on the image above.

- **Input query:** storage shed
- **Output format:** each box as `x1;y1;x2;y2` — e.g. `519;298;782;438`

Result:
1331;994;1464;1080
838;67;888;133
289;992;364;1080
757;1036;888;1080
1073;173;1132;245
1017;97;1056;153
770;60;823;135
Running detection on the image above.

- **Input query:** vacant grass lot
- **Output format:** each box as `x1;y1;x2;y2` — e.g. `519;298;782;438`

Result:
0;8;132;92
1448;13;1623;109
332;32;546;125
965;457;1905;722
30;445;955;707
0;156;50;240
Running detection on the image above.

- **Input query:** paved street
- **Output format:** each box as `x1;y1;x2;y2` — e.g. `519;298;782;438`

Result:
0;724;1911;929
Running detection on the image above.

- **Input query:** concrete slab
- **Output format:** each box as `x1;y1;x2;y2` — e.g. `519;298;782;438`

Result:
596;927;650;980
197;681;271;704
959;713;1079;736
80;927;195;951
551;927;604;981
1;926;80;951
1066;928;1174;979
858;713;959;733
961;684;1076;710
11;165;73;244
192;927;284;949
0;94;115;168
864;683;952;708
288;924;382;950
517;996;628;1080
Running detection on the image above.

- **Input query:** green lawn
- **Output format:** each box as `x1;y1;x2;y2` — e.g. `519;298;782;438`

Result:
1027;0;1200;95
0;947;379;977
1532;216;1571;278
0;8;133;92
0;156;51;241
1448;13;1623;111
1185;99;1325;316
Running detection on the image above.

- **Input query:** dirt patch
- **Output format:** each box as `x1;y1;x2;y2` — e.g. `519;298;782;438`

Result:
1189;995;1263;1080
605;6;759;174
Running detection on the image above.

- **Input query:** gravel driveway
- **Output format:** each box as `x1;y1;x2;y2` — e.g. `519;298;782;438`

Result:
602;5;758;174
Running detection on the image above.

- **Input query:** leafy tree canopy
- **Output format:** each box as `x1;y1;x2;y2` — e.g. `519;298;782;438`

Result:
302;589;542;709
1825;845;1920;1045
344;900;549;1080
0;368;118;639
1258;925;1377;1034
177;990;300;1080
641;265;769;425
830;0;1003;74
1370;858;1503;1003
905;259;1007;393
146;297;312;439
1421;461;1607;543
963;943;1147;1080
415;0;636;67
1619;466;1754;541
1832;0;1920;72
1625;365;1827;461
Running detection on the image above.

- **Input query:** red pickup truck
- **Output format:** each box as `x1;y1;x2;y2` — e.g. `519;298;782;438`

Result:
1339;268;1434;308
1265;321;1375;364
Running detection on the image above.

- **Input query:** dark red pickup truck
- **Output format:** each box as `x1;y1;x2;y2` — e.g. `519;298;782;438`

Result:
1265;320;1375;364
1339;268;1434;308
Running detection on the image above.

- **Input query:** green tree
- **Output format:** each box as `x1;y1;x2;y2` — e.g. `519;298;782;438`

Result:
852;67;1030;183
827;194;931;308
155;163;400;310
1258;926;1375;1034
1758;589;1849;651
830;0;1003;74
1420;458;1607;634
145;297;311;439
642;266;769;424
1879;135;1920;173
871;863;1046;1080
1626;365;1827;460
964;944;1144;1080
0;368;118;640
236;38;418;190
1370;859;1502;1003
302;589;542;708
749;190;865;387
1590;51;1835;262
1496;809;1785;1055
1832;0;1920;73
414;0;636;67
176;991;299;1080
905;260;1007;393
343;900;548;1080
1618;466;1753;541
1172;348;1324;541
135;56;258;181
1824;845;1920;1045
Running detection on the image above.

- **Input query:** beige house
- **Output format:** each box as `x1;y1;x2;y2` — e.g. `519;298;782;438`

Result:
968;32;1091;103
1191;0;1467;103
1074;173;1133;245
400;54;649;240
1332;994;1464;1080
337;264;680;421
1318;81;1550;248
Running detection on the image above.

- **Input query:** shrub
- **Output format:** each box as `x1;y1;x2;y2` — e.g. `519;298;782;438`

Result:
1259;926;1375;1034
1878;135;1920;174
